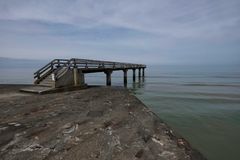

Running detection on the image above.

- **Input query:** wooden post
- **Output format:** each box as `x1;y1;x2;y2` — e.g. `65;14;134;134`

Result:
123;69;128;87
104;70;112;86
142;68;145;77
133;69;136;82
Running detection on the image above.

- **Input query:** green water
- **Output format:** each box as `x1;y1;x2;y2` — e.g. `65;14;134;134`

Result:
133;65;240;160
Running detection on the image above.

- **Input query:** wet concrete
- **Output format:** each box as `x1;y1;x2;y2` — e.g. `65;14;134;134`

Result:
0;85;206;160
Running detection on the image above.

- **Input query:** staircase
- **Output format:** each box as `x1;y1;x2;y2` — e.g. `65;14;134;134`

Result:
33;59;70;86
20;59;71;94
38;74;54;87
36;66;68;87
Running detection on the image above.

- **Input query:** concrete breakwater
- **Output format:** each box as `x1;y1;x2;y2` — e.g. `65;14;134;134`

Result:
0;85;206;160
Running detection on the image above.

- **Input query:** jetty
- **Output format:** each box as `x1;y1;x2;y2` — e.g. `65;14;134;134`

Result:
21;58;146;93
0;85;206;160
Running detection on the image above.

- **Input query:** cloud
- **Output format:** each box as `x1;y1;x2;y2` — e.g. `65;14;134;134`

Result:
0;0;240;64
1;0;240;38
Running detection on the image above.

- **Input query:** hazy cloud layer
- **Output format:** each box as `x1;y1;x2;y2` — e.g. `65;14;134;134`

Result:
0;0;240;64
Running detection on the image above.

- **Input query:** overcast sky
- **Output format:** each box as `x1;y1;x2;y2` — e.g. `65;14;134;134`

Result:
0;0;240;65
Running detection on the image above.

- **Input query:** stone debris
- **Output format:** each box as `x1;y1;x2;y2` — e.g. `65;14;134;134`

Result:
22;143;43;152
104;100;112;106
62;123;72;129
1;132;25;152
63;126;75;134
135;149;144;158
0;126;8;132
8;122;21;127
158;151;176;158
152;136;164;146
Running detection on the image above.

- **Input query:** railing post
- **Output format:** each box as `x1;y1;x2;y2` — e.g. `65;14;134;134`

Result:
73;59;77;68
51;62;53;70
57;59;60;68
37;73;40;79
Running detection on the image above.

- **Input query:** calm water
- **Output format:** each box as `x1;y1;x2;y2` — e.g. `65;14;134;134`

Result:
0;65;240;160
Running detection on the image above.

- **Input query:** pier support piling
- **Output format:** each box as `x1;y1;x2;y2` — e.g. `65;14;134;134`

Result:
133;69;136;82
79;70;85;85
73;68;80;86
104;70;112;86
138;68;141;78
73;68;85;86
123;69;128;87
142;68;145;77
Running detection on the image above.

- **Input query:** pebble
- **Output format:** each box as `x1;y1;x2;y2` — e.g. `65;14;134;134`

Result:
0;126;8;132
8;122;21;127
63;126;75;134
62;123;72;129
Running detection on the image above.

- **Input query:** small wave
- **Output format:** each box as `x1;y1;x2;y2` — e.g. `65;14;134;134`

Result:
183;83;240;87
166;91;240;99
211;76;240;79
146;76;185;78
147;96;240;104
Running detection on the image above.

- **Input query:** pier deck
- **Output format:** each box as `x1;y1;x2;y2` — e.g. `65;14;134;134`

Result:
34;58;146;87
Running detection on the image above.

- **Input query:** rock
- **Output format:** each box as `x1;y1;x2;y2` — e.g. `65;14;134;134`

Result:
151;136;164;146
135;149;144;158
87;110;104;117
8;122;21;127
62;123;72;129
63;126;75;134
22;143;43;152
0;126;8;132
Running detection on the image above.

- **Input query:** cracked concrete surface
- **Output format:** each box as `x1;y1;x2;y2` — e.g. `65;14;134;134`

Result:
0;85;206;160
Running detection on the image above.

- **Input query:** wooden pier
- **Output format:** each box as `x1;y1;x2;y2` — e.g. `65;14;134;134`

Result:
21;58;146;93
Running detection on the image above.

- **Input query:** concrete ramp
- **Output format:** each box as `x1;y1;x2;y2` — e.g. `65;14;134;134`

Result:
20;85;53;94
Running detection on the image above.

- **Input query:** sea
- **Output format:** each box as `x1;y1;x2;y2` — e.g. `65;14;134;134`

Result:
0;64;240;160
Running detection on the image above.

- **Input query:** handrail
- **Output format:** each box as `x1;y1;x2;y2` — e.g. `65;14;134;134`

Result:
34;59;55;75
34;59;69;78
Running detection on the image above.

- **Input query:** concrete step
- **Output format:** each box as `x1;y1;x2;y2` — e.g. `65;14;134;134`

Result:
39;83;54;87
20;84;88;94
39;75;54;87
20;86;53;94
